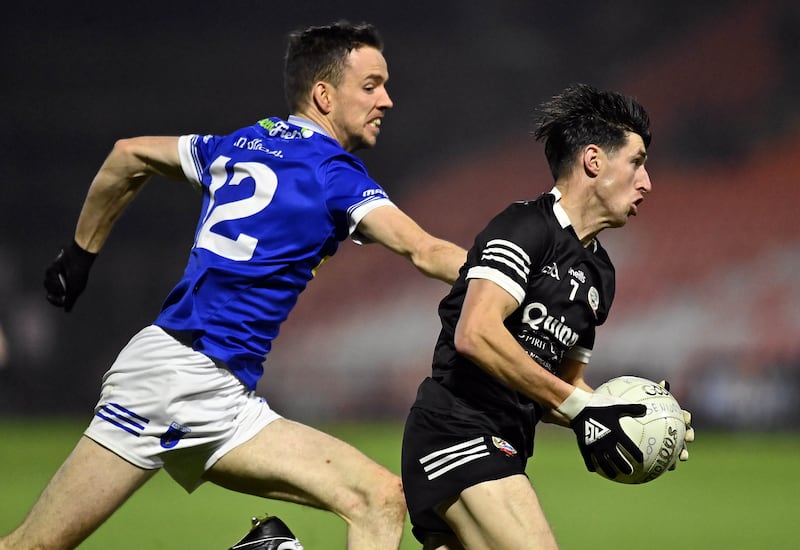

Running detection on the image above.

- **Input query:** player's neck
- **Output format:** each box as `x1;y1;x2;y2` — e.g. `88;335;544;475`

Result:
553;183;601;247
291;110;341;146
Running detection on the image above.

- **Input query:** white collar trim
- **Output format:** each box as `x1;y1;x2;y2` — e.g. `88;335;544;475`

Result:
287;115;331;138
548;187;572;229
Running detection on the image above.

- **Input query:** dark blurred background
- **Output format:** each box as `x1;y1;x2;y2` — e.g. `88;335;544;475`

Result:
2;0;799;430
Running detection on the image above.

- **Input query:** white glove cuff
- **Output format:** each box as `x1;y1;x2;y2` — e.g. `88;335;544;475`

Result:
556;387;592;421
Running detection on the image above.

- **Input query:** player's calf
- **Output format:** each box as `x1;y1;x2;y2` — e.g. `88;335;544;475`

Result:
228;515;304;550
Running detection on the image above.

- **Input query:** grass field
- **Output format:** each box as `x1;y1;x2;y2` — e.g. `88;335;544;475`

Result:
1;419;797;549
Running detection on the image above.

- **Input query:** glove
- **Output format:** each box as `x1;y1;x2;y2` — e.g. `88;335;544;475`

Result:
557;387;647;479
43;241;97;312
659;380;695;468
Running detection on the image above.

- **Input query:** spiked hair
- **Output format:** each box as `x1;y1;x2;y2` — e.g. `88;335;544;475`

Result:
534;83;651;181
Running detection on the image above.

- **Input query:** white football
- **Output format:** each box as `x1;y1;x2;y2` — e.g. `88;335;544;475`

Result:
593;375;686;484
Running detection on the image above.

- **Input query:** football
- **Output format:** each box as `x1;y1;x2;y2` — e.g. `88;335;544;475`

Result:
593;375;686;484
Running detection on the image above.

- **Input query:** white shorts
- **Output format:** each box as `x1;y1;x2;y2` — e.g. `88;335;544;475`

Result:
84;325;281;492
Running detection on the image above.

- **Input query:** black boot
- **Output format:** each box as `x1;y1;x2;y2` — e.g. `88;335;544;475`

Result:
228;515;304;550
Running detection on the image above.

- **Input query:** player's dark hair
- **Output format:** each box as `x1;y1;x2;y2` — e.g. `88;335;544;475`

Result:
533;83;651;181
284;21;384;112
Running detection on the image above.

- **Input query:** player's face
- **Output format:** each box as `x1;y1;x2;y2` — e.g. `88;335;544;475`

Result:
329;46;393;152
595;133;651;227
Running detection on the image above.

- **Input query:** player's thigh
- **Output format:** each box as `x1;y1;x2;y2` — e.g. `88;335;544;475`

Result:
205;418;400;513
439;474;557;550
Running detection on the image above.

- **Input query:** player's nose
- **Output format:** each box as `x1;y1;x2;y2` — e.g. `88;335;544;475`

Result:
638;167;652;194
379;87;393;110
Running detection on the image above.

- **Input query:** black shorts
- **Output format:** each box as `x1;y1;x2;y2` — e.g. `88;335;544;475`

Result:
401;379;531;542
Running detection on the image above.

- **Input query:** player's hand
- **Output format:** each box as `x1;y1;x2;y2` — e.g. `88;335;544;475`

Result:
43;241;97;312
659;380;695;468
557;387;647;479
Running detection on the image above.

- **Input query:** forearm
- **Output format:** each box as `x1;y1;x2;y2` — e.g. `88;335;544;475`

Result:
355;206;466;285
410;238;466;284
455;319;574;409
75;166;149;253
540;360;592;426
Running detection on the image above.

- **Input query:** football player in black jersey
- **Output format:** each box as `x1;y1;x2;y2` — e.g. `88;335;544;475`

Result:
401;83;691;549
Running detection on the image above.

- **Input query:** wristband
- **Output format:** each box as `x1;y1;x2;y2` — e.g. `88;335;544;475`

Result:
556;387;591;421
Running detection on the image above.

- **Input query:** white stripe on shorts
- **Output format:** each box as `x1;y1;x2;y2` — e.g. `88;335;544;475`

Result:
419;436;490;480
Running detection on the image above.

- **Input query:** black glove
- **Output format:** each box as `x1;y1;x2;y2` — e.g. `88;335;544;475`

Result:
43;241;97;312
556;388;647;479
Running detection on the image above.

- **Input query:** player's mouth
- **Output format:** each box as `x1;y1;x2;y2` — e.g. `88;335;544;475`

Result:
630;198;644;216
368;117;382;131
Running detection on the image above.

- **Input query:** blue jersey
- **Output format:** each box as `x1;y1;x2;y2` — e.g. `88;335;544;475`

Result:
154;116;394;390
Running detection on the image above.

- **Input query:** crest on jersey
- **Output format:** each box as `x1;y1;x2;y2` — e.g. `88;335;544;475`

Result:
588;286;600;312
160;422;191;449
492;436;518;456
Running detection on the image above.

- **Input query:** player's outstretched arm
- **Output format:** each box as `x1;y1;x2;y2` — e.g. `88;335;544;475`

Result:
356;205;466;284
44;136;183;312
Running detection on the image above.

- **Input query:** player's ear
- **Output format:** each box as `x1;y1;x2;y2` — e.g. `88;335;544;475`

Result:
312;81;334;114
582;144;601;177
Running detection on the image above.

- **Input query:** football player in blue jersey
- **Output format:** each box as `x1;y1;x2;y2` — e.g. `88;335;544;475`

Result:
1;21;466;550
401;84;693;549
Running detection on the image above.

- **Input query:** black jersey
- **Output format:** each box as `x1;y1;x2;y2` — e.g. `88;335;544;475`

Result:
417;189;616;441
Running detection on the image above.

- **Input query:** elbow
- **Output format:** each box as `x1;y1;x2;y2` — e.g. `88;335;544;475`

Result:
110;137;139;158
453;322;485;363
102;138;156;185
410;242;463;284
408;240;440;277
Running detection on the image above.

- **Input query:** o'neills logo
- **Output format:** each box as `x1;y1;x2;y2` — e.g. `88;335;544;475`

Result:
643;426;679;482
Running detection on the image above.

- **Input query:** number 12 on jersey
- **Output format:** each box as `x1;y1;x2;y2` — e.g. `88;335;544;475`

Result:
195;156;278;261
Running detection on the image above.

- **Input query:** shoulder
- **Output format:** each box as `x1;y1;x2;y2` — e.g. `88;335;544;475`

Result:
497;193;556;219
483;195;556;239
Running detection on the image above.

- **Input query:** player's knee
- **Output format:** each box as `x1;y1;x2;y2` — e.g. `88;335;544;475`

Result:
349;469;406;525
374;471;406;522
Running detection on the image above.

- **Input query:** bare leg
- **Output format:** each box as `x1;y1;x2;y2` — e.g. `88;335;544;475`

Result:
205;418;406;550
436;475;558;549
0;436;157;550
